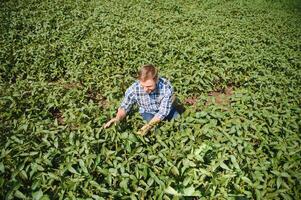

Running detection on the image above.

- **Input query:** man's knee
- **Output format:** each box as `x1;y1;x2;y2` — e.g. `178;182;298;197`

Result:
164;106;180;121
141;113;154;122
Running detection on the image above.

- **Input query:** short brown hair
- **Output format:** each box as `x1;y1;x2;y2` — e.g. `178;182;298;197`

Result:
137;64;158;81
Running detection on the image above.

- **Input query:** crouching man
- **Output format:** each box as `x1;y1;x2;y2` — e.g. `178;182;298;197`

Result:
103;64;180;135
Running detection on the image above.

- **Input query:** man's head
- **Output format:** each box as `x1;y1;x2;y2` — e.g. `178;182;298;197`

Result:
138;64;158;94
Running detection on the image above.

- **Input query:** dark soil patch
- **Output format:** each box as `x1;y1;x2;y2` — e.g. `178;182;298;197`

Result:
49;107;65;125
174;85;234;113
61;82;83;90
87;89;109;108
205;85;234;106
49;108;79;130
184;96;198;106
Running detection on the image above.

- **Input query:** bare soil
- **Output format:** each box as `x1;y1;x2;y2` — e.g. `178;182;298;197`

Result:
180;85;234;110
205;85;234;106
49;107;65;125
87;89;109;108
184;96;198;106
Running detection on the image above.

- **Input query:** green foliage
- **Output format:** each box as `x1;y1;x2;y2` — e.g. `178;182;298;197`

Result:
1;0;301;199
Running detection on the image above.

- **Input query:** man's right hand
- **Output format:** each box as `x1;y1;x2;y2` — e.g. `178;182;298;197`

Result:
103;108;126;129
103;117;120;129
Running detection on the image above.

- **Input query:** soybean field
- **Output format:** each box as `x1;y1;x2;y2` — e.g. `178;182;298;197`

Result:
0;0;301;199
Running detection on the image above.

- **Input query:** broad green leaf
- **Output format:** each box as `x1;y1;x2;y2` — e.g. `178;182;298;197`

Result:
0;162;4;173
14;190;26;199
120;178;128;190
90;180;109;193
165;186;180;196
241;176;253;186
183;186;201;196
147;178;154;186
220;162;230;171
79;159;89;174
230;155;240;171
183;186;195;196
280;172;290;178
171;166;180;176
277;177;282;189
199;168;211;176
183;176;191;186
68;166;79;175
149;171;164;186
32;190;43;200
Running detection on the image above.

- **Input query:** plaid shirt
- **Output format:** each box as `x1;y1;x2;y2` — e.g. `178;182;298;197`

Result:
119;77;174;120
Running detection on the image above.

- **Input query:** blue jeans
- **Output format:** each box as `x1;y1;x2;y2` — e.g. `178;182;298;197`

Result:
141;106;179;122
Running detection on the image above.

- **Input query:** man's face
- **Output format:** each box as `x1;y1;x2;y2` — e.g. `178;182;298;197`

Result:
140;78;157;94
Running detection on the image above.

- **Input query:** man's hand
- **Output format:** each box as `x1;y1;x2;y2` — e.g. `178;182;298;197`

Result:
137;116;161;136
137;124;153;136
103;117;120;129
103;108;126;129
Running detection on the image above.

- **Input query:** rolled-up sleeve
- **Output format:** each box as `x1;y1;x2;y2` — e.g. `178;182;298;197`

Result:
119;88;136;113
155;89;173;120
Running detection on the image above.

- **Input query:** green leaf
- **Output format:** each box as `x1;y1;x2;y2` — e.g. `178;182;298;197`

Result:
92;195;105;200
90;180;109;193
171;166;180;176
79;159;88;174
183;176;191;186
280;193;293;200
0;162;4;173
165;186;180;196
199;168;211;176
183;186;201;196
32;190;43;200
280;172;290;178
68;166;79;175
40;195;50;200
241;176;253;186
120;178;128;190
196;111;207;118
149;170;164;186
277;177;282;189
147;177;154;186
19;170;28;180
220;162;230;171
48;172;60;180
230;155;240;171
14;190;26;199
183;186;195;196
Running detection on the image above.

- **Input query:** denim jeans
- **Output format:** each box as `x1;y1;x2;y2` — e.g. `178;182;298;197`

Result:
141;106;179;122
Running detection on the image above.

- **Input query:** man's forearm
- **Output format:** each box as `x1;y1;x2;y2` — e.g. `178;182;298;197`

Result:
116;108;126;121
103;108;126;128
148;116;161;126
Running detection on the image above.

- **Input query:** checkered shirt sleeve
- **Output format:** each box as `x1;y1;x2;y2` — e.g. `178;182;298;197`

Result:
119;86;136;113
154;83;173;120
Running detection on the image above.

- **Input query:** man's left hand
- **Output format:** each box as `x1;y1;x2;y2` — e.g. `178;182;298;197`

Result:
137;124;152;136
137;117;161;136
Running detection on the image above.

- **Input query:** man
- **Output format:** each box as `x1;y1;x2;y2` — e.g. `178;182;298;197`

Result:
103;64;179;135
